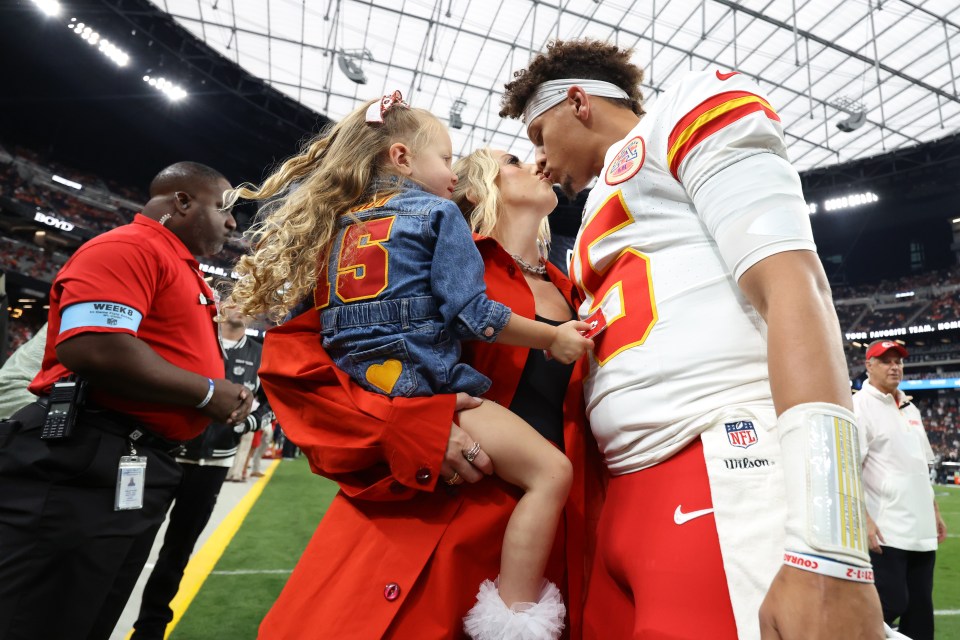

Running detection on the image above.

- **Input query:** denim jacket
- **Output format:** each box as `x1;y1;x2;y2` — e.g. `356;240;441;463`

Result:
318;177;511;397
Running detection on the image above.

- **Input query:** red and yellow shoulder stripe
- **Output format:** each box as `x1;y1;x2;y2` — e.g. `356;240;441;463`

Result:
666;89;780;181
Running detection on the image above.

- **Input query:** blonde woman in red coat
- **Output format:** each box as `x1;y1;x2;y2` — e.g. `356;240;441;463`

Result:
255;148;603;640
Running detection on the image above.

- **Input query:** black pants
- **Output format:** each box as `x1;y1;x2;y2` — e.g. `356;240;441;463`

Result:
132;462;230;639
0;401;182;640
870;546;937;640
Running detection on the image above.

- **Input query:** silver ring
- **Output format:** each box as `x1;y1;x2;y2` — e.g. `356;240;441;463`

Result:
463;442;482;463
445;471;461;486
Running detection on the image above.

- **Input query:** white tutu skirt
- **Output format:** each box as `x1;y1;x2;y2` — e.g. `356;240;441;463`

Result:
463;577;565;640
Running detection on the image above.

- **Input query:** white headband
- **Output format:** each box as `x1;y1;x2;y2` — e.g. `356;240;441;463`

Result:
521;78;631;124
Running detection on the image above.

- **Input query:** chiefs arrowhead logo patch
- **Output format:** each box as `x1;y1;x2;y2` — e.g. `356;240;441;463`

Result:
605;136;646;186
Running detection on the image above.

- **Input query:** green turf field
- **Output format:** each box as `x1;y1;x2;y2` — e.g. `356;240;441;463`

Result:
934;484;960;639
170;458;339;639
171;462;960;638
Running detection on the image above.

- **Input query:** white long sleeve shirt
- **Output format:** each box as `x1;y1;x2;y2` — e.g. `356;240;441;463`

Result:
854;381;937;552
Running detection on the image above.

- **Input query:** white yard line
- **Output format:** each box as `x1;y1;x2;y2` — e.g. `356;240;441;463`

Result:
209;569;293;575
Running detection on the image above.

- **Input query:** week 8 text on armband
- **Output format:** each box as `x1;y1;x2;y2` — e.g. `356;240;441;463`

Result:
92;303;135;316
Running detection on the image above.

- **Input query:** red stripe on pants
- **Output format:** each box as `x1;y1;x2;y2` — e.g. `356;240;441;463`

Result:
583;438;737;640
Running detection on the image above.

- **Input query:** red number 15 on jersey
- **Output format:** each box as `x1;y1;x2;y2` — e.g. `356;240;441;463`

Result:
574;192;658;366
315;216;396;309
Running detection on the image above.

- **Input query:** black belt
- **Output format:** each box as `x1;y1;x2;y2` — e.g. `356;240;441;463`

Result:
36;397;186;455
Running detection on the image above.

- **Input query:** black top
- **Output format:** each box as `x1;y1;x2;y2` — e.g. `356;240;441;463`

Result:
180;335;270;461
508;316;575;451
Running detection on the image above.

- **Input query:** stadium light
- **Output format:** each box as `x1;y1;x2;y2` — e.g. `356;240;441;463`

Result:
337;49;373;84
450;99;467;130
67;18;130;66
31;0;61;17
823;191;879;212
52;175;82;190
143;75;188;101
832;96;868;133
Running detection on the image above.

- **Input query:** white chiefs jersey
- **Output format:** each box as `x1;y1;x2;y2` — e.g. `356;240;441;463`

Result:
572;70;817;474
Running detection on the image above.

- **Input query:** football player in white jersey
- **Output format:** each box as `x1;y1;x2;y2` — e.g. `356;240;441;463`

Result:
501;40;885;640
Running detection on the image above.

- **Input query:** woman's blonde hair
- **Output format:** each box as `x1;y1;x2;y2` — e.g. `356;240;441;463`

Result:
226;98;443;321
452;148;551;252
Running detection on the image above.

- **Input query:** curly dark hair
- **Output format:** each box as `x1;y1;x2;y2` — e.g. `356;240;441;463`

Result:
500;39;645;120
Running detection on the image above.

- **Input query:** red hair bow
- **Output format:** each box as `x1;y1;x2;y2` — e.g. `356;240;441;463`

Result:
365;90;408;124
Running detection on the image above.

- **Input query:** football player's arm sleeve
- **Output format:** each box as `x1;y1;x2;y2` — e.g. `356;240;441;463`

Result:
691;153;816;282
671;76;815;281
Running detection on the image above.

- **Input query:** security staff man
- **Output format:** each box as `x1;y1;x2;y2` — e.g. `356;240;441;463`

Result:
0;161;253;640
132;305;269;640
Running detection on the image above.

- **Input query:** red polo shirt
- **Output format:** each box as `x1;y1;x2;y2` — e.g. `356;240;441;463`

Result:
30;214;225;440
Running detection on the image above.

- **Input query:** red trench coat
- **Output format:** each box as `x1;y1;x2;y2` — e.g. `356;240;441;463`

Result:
258;236;603;640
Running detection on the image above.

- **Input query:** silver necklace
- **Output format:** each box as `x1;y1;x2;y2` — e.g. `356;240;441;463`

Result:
511;254;547;276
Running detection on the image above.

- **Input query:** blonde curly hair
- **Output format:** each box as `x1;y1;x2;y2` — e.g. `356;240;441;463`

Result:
452;148;551;252
226;98;444;321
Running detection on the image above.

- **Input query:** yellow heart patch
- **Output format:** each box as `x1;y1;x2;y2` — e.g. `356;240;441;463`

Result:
365;359;403;394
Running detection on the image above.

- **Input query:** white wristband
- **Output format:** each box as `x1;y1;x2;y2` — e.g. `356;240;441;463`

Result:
195;378;215;409
778;402;870;567
783;551;874;583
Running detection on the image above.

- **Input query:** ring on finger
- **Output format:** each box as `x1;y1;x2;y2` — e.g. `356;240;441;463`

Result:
463;441;482;463
445;471;461;486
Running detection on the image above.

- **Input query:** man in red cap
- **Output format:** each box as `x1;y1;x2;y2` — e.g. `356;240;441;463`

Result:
853;339;948;640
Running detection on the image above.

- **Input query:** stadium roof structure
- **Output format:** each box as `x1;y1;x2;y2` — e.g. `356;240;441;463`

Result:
145;0;960;171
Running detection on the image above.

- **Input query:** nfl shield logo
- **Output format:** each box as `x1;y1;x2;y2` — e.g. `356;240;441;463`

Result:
725;420;758;449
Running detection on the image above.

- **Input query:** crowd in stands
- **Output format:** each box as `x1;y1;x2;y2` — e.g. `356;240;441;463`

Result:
1;146;139;234
831;283;875;300
908;340;960;363
12;145;144;204
929;290;960;322
0;163;46;209
43;189;130;233
2;148;242;278
914;395;960;482
856;302;926;332
0;236;68;282
1;172;130;235
831;267;960;334
832;267;960;301
4;318;43;359
834;302;867;329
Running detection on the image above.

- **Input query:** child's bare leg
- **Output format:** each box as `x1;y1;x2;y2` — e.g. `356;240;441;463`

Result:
458;400;573;606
